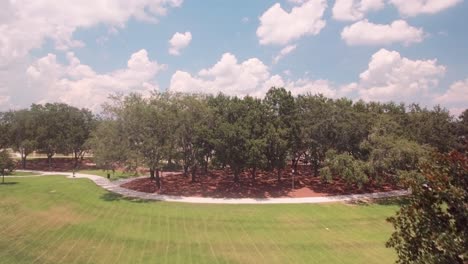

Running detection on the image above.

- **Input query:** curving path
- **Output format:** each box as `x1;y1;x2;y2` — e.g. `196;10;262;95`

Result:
14;170;410;204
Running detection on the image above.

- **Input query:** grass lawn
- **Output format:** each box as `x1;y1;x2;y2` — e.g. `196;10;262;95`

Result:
0;176;400;264
78;169;140;181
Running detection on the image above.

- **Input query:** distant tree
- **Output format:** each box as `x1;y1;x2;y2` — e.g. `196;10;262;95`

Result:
264;87;294;182
387;152;468;264
107;93;172;189
5;109;38;169
320;150;368;189
243;96;268;180
455;109;468;153
361;123;430;185
406;104;456;153
88;120;130;175
65;107;96;169
0;112;10;149
32;103;74;169
174;94;212;181
211;96;249;182
0;150;15;184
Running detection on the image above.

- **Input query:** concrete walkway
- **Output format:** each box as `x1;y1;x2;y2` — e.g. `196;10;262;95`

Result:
15;170;410;204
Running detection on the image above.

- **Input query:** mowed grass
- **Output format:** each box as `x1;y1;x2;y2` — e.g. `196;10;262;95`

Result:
9;171;40;176
0;176;400;264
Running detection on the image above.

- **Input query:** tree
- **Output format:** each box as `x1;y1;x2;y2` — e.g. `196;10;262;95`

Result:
107;93;172;189
455;109;468;153
32;103;73;169
320;150;368;189
0;112;10;150
243;96;268;180
88;120;130;176
6;109;38;169
211;95;249;183
65;107;96;169
0;150;15;184
264;87;294;182
173;94;212;181
387;152;468;264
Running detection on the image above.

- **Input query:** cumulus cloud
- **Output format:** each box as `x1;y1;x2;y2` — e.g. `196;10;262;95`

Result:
169;31;192;56
26;50;165;111
390;0;462;16
332;0;384;21
257;0;327;45
435;79;468;106
0;0;183;64
169;52;339;98
352;49;446;103
273;45;297;64
341;20;424;46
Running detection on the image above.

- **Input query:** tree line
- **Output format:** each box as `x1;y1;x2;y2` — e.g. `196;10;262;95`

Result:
0;103;95;169
0;87;467;189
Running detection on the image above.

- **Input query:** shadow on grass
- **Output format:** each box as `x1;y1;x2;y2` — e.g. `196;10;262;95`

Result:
0;182;18;185
347;197;410;207
100;192;154;204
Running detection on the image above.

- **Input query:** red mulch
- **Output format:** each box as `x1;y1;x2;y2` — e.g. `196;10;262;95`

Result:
121;165;400;199
16;158;97;171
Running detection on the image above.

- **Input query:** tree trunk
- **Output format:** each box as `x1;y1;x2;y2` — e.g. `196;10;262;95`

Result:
191;165;197;183
251;167;257;180
155;169;161;189
277;168;282;183
2;173;4;184
22;155;27;169
47;154;53;170
183;165;189;177
150;169;155;179
292;158;299;175
233;168;240;183
313;160;319;176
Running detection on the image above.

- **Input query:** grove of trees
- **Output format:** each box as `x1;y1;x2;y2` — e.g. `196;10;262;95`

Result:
0;87;466;263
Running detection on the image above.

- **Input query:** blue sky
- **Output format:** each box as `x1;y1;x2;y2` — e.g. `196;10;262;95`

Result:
1;0;467;115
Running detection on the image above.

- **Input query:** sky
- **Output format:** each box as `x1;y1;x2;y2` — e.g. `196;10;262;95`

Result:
0;0;467;116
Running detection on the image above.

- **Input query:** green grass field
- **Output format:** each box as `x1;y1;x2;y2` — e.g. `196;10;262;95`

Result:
8;171;40;176
0;176;400;264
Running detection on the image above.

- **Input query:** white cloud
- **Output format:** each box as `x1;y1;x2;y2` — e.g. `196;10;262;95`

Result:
390;0;462;16
169;31;192;56
273;45;297;64
332;0;384;21
257;0;327;45
354;49;446;103
241;17;249;23
26;50;165;111
435;79;468;105
169;52;340;98
341;20;424;46
0;0;183;64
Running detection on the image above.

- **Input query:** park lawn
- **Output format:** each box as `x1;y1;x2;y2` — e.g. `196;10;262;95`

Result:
0;176;400;264
78;169;140;181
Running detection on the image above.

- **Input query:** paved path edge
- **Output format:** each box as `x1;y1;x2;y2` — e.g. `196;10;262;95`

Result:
15;170;410;204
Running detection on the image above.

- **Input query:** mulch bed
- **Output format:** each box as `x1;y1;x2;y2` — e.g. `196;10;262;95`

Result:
121;165;400;199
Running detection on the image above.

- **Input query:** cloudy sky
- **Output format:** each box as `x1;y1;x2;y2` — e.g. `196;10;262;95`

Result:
1;0;467;115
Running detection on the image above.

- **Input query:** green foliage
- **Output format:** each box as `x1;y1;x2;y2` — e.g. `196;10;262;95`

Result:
387;152;468;264
0;150;15;183
361;132;430;185
322;150;368;189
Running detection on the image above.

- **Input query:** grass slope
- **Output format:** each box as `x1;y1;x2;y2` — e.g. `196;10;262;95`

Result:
0;176;399;264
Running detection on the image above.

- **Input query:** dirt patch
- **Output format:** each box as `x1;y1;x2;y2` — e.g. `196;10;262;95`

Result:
121;165;400;199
